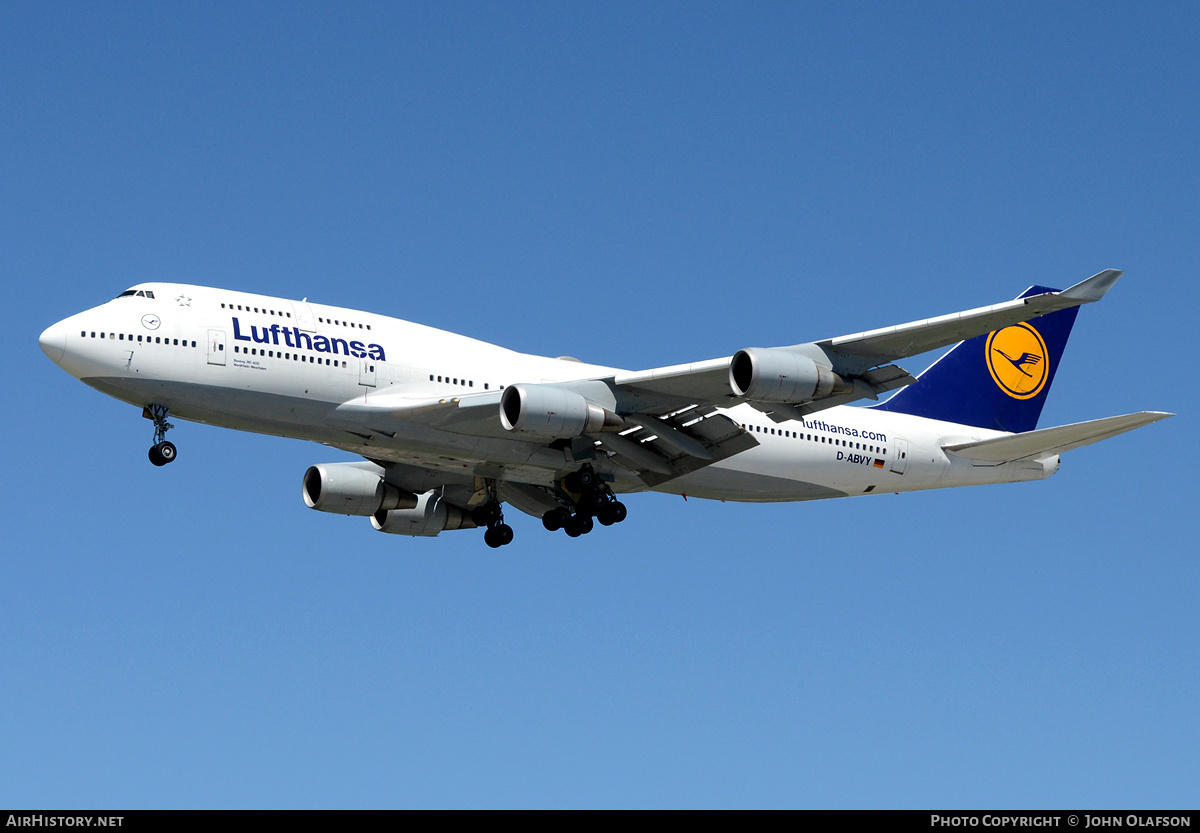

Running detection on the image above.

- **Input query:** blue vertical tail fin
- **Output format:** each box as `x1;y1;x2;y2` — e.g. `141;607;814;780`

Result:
872;286;1079;433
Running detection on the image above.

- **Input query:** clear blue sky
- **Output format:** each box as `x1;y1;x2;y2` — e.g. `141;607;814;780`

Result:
3;1;1197;808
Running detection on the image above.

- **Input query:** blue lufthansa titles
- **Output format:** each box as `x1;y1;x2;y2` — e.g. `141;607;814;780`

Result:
232;318;386;361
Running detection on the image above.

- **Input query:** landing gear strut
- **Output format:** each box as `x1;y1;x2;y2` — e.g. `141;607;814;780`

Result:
474;480;513;548
542;464;627;537
144;404;177;467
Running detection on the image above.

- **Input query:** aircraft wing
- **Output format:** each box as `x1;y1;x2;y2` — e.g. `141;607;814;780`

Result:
610;269;1123;416
818;269;1123;374
942;411;1173;462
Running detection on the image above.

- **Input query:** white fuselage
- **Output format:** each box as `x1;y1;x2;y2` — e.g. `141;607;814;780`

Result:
40;283;1057;503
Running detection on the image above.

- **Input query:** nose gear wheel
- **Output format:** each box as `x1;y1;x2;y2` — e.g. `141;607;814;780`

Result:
144;405;177;466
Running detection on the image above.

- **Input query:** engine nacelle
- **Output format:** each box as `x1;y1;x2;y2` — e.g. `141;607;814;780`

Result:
729;348;850;403
499;383;623;438
303;463;418;516
371;491;477;537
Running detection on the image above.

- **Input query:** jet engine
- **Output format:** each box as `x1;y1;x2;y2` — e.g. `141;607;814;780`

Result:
729;348;851;403
303;462;418;516
371;491;477;537
499;384;623;438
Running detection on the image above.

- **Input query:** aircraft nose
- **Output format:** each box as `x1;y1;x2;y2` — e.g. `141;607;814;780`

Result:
39;320;68;364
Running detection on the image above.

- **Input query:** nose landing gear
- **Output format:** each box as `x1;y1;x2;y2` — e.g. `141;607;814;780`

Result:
144;404;177;467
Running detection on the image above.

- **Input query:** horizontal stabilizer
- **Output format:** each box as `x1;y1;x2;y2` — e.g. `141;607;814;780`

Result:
942;411;1173;462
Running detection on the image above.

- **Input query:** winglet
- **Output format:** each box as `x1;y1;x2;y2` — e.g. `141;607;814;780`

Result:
1054;269;1123;304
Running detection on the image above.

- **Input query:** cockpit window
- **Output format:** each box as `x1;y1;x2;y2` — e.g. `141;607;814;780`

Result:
115;289;155;299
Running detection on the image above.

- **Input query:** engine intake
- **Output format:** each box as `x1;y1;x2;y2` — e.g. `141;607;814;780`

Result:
729;348;850;403
303;463;418;516
500;384;623;438
371;491;477;537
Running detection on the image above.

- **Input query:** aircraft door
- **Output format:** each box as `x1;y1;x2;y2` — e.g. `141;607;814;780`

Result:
207;329;226;366
890;437;909;475
358;357;376;387
290;300;316;331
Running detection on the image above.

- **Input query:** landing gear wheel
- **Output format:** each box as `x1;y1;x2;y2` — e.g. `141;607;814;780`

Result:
542;506;571;532
579;490;607;517
564;466;596;493
149;441;176;467
477;480;514;548
564;514;594;538
608;500;627;524
145;405;176;467
484;522;514;548
472;502;502;526
597;499;628;525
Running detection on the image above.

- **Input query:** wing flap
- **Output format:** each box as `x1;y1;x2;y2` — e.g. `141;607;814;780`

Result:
636;413;758;487
942;411;1173;462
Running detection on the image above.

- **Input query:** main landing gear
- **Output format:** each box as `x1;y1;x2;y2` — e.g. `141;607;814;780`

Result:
144;404;177;467
472;481;514;548
541;465;627;538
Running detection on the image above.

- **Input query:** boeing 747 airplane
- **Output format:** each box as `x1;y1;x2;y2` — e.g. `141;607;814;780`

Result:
39;270;1171;547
